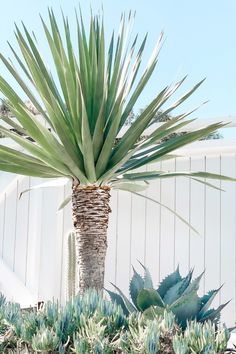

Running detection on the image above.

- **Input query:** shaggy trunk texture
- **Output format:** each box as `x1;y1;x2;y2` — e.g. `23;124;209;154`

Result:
72;183;111;294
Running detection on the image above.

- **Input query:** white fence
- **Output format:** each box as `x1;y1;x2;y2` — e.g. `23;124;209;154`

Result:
0;139;236;326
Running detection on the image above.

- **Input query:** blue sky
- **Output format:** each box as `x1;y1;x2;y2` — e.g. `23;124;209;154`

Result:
0;0;235;136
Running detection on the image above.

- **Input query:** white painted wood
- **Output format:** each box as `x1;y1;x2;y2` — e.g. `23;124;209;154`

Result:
25;178;43;297
2;179;18;269
188;156;206;294
60;182;73;303
14;177;30;282
204;156;221;307
0;193;6;258
219;154;236;324
144;162;161;286
105;190;119;289
159;160;176;280
129;181;146;276
115;190;132;295
175;157;191;274
37;187;64;301
0;259;36;307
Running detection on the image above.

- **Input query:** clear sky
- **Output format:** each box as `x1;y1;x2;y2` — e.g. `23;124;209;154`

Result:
0;0;235;136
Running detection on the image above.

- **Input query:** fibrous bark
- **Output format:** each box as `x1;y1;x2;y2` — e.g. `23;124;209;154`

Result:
72;183;111;294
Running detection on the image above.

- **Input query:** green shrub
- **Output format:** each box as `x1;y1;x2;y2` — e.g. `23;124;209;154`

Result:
0;289;231;353
173;321;230;354
107;263;229;329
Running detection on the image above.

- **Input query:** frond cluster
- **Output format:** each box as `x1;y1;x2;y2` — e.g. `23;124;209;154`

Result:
0;10;228;188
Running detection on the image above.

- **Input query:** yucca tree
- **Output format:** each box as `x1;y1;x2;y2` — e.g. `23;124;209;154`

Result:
0;10;234;293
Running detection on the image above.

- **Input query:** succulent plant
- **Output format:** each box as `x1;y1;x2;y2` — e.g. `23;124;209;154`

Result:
173;320;230;354
0;290;231;353
107;263;229;329
66;231;77;300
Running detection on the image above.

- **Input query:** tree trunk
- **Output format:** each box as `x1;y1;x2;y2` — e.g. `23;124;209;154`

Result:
72;183;111;294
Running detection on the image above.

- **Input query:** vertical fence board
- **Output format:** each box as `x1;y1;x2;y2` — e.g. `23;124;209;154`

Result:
26;178;43;296
60;182;73;303
189;156;205;294
115;191;132;295
220;154;236;326
144;162;161;286
159;160;176;280
105;190;118;289
0;193;6;258
175;157;191;274
2;180;18;269
205;156;221;306
38;187;63;301
14;177;30;283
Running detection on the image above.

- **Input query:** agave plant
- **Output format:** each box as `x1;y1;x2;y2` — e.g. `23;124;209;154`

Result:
0;9;235;293
107;263;229;329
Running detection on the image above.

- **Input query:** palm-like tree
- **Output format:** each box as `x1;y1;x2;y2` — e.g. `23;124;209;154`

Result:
0;10;234;293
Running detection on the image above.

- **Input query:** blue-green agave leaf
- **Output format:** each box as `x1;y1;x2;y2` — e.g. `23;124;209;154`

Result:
163;270;193;305
198;301;230;324
138;261;153;289
137;289;164;311
157;266;182;298
143;305;165;320
129;267;144;307
110;283;137;313
198;287;222;317
105;288;129;316
170;291;201;328
183;271;204;295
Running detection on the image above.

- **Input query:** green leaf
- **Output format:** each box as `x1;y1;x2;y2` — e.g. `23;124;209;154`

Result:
138;262;153;289
118;122;225;173
113;181;148;193
183;271;204;295
0;144;64;177
118;32;164;130
105;288;129;316
130;191;199;234
110;283;137;313
143;305;165;320
163;270;193;305
19;177;69;198
0;161;60;178
170;291;201;328
129;267;144;308
0;52;49;122
0;126;72;177
198;301;230;324
198;287;222;318
157;266;182;298
109;86;170;167
137;289;164;311
58;195;72;211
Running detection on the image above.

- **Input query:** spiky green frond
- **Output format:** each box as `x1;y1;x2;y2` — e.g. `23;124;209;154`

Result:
0;9;231;188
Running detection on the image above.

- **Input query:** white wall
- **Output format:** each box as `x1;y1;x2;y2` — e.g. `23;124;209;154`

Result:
0;140;236;326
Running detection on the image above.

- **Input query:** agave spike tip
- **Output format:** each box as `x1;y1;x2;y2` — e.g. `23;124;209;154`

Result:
137;260;147;270
196;270;205;279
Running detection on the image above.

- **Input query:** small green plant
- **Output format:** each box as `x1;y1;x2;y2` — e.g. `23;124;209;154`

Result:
107;263;229;329
173;320;230;354
0;290;231;353
67;231;77;300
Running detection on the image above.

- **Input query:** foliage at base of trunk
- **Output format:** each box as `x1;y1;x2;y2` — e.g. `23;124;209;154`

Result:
0;290;231;354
